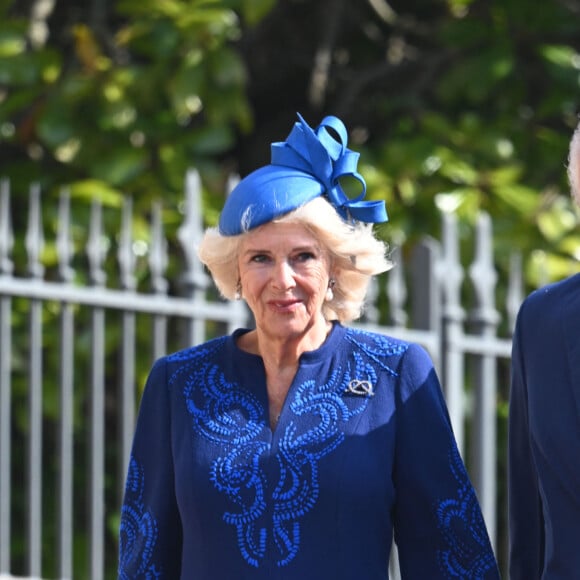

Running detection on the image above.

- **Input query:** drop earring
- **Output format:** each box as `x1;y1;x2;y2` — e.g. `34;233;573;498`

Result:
326;278;335;301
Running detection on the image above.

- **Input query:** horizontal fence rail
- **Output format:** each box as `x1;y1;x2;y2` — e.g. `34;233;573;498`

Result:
0;171;523;579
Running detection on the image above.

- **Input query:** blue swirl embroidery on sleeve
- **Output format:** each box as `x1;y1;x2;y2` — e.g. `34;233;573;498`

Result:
119;457;162;579
435;446;497;579
179;331;407;568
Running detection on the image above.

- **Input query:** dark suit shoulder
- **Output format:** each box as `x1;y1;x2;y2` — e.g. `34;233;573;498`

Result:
520;272;580;322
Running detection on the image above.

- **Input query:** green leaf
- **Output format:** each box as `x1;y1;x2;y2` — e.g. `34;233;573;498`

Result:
559;233;580;259
0;54;41;84
68;179;125;206
537;197;578;242
487;165;523;187
36;101;77;147
241;0;277;25
90;147;150;186
439;157;479;186
0;87;44;121
188;124;235;154
208;46;246;87
0;24;26;56
169;62;206;118
437;50;515;104
539;44;577;68
493;183;541;215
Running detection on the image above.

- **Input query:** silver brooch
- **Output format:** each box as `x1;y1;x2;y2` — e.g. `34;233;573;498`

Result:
345;379;374;397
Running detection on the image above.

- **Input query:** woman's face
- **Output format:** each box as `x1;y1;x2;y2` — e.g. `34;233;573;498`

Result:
238;221;332;342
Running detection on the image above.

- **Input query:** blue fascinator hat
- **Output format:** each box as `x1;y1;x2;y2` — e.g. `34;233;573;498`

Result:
218;113;388;236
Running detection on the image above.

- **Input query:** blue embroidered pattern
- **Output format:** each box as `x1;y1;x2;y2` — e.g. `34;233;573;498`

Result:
177;329;405;568
119;457;162;579
435;445;497;578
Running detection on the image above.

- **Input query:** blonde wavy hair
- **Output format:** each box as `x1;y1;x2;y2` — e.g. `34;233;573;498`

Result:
568;120;580;207
197;196;392;323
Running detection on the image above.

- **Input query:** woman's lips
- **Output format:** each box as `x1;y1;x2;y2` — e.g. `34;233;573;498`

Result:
269;298;301;311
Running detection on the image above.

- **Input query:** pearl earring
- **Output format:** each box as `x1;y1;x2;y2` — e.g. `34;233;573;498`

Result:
326;278;335;301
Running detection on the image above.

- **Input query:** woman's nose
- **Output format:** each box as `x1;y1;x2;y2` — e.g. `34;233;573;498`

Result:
271;260;296;289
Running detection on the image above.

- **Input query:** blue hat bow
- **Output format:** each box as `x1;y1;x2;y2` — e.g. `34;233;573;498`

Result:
218;113;388;236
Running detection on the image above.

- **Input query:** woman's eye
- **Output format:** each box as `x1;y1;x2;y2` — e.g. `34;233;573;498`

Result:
250;254;269;263
295;252;316;262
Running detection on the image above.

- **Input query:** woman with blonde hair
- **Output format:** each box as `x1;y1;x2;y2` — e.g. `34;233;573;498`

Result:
119;113;499;579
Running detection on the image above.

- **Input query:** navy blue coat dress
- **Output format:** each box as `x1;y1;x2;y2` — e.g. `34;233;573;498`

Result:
509;273;580;579
119;323;499;579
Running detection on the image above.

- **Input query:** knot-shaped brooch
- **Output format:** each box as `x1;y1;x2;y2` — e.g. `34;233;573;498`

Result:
345;379;375;397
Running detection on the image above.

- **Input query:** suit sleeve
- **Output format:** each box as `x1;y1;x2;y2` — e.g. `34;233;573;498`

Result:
508;302;544;580
392;343;499;579
118;358;183;579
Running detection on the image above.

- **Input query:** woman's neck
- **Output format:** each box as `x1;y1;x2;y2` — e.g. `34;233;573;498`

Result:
238;319;332;365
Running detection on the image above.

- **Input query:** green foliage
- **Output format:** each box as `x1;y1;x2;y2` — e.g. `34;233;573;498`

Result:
0;0;253;216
